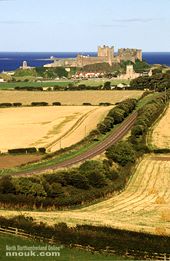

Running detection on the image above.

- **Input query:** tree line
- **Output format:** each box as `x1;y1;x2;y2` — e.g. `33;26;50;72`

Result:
130;70;170;91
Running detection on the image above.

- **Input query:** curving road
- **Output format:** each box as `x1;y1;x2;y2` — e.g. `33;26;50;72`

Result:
12;111;137;176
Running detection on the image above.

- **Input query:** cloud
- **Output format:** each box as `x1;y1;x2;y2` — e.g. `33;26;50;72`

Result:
112;18;161;23
0;20;37;24
93;17;162;28
93;23;126;28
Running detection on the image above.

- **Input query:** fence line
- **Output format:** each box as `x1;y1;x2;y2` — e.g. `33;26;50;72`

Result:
0;226;170;260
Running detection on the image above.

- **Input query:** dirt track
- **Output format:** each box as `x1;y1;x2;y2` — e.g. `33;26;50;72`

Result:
11;112;137;176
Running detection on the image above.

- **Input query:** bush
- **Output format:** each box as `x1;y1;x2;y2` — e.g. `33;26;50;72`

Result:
38;147;46;153
99;102;111;106
31;102;48;106
108;108;125;124
79;161;107;188
66;171;90;190
0;175;16;194
82;103;92;106
13;103;22;107
106;141;136;166
52;102;61;106
0;103;12;107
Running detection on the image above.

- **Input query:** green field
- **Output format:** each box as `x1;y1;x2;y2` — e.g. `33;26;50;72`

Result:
0;81;72;89
0;233;129;261
78;78;130;86
0;78;130;90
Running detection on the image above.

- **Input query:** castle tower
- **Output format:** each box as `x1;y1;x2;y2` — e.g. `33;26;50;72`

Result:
126;65;134;78
136;50;142;61
98;45;114;65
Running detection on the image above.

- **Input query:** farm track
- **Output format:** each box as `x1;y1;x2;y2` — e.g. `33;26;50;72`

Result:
11;111;137;176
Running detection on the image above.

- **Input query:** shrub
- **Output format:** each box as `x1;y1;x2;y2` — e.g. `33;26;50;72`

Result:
0;175;16;194
106;141;136;166
52;102;61;106
13;103;22;107
99;102;111;106
31;102;48;106
82;103;92;106
66;171;90;190
0;103;12;107
38;147;46;153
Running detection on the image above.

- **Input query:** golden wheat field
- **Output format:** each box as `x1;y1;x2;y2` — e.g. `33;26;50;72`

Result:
0;106;111;153
1;155;170;235
0;90;143;105
151;105;170;149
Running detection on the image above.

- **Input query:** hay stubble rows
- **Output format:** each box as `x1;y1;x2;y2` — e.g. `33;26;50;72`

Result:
0;106;111;153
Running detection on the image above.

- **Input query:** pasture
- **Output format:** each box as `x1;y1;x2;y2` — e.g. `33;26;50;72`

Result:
0;81;72;89
0;78;130;90
0;106;111;153
0;90;143;106
150;105;170;149
0;233;125;261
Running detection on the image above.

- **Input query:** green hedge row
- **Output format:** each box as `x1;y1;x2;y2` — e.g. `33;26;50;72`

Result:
0;215;169;258
8;147;46;154
0;103;22;108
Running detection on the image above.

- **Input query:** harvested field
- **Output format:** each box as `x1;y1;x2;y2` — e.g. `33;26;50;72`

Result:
0;154;43;169
1;155;170;235
0;90;143;106
151;105;170;149
0;106;111;153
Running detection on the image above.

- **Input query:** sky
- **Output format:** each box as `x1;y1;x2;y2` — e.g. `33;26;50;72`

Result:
0;0;170;52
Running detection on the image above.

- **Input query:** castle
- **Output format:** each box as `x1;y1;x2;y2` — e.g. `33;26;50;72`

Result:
44;45;142;68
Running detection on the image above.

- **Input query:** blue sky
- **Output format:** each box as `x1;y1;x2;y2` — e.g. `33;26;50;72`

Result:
0;0;170;52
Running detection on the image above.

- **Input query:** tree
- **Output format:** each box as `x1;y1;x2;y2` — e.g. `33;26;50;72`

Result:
67;171;90;190
106;141;136;166
79;161;107;188
86;171;107;188
131;125;146;137
108;108;125;124
103;81;111;90
47;183;64;198
0;175;16;194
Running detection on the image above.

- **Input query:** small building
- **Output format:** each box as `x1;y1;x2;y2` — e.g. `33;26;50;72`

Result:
20;61;34;70
117;65;141;80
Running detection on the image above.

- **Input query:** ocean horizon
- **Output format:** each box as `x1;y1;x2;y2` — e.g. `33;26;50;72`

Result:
0;52;170;72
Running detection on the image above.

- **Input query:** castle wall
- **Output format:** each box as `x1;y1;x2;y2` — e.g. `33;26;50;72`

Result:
118;48;142;62
44;45;143;68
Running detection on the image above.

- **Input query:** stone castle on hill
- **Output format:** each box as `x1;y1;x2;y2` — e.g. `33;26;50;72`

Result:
44;45;142;68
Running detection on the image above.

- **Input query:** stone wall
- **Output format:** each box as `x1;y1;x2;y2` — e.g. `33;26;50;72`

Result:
118;48;142;62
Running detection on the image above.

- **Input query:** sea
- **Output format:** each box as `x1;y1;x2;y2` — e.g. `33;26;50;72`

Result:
0;52;170;72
